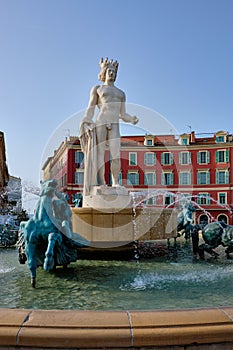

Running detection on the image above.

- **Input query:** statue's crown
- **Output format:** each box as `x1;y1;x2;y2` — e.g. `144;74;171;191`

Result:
99;57;119;71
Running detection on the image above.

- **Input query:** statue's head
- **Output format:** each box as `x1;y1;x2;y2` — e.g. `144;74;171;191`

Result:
40;179;58;196
98;57;119;82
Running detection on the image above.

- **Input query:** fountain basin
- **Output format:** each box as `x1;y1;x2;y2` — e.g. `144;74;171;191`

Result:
1;245;233;349
1;307;233;349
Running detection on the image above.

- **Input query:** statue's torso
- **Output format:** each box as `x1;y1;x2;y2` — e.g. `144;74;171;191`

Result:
96;85;124;124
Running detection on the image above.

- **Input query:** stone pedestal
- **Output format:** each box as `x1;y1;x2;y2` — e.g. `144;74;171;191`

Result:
73;186;179;249
83;185;132;210
71;207;179;248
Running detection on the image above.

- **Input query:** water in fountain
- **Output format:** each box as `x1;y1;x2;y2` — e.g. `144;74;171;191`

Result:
1;244;233;310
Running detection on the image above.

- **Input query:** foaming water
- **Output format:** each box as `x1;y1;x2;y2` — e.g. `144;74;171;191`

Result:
0;250;16;274
1;245;233;310
0;267;15;274
120;264;233;291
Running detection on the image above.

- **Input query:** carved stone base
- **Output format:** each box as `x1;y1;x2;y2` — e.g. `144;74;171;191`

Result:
82;185;132;210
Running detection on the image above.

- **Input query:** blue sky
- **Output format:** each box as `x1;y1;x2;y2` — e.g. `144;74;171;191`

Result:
0;0;232;184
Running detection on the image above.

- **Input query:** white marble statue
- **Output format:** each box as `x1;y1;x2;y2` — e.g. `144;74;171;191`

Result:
80;58;138;195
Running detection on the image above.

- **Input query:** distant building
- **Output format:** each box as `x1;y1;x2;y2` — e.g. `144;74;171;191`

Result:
0;131;9;209
42;130;233;225
0;132;22;213
0;131;9;188
7;175;22;212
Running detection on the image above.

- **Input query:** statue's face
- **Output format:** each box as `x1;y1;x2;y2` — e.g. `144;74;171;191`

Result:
105;65;117;82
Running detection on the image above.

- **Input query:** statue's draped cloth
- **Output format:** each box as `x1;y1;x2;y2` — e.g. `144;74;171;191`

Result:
79;119;98;196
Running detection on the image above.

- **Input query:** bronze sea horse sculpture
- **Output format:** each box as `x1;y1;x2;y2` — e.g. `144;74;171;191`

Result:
17;179;89;287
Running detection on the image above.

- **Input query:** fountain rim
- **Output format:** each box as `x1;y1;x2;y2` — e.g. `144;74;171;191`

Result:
1;306;233;348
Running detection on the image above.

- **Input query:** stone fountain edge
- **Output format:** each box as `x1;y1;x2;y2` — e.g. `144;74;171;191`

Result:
1;307;233;349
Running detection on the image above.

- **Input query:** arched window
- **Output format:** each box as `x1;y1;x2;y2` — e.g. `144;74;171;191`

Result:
217;214;228;224
199;214;209;225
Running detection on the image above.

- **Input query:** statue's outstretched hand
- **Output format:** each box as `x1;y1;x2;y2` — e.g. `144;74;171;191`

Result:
132;116;139;125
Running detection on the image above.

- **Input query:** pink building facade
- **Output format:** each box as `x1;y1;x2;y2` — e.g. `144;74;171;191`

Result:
42;130;233;225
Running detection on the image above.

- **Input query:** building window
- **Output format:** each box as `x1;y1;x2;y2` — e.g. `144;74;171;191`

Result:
176;193;192;207
162;172;174;185
147;139;153;146
216;135;225;143
178;134;190;145
182;138;188;145
129;152;137;166
144;152;156;166
164;194;174;206
75;171;84;185
127;171;139;185
197;151;210;164
197;171;210;185
179;152;191;165
144;197;156;206
199;214;209;225
144;172;156;186
144;136;154;146
217;214;228;224
179;172;191;185
197;193;210;205
161;152;173;165
75;151;84;168
218;192;227;204
216;170;229;184
216;150;229;163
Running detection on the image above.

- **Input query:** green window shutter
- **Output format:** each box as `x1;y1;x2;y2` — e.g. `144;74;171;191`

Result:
127;173;130;185
161;153;164;165
179;153;182;164
207;151;210;163
197;172;201;184
188;172;191;184
189;153;192;164
171;172;174;185
133;153;136;165
171;153;174;165
207;172;210;184
216;171;219;184
118;172;122;185
216;151;219;163
161;173;165;185
226;150;229;162
226;171;229;184
144;153;147;165
197;152;201;164
153;153;156;165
